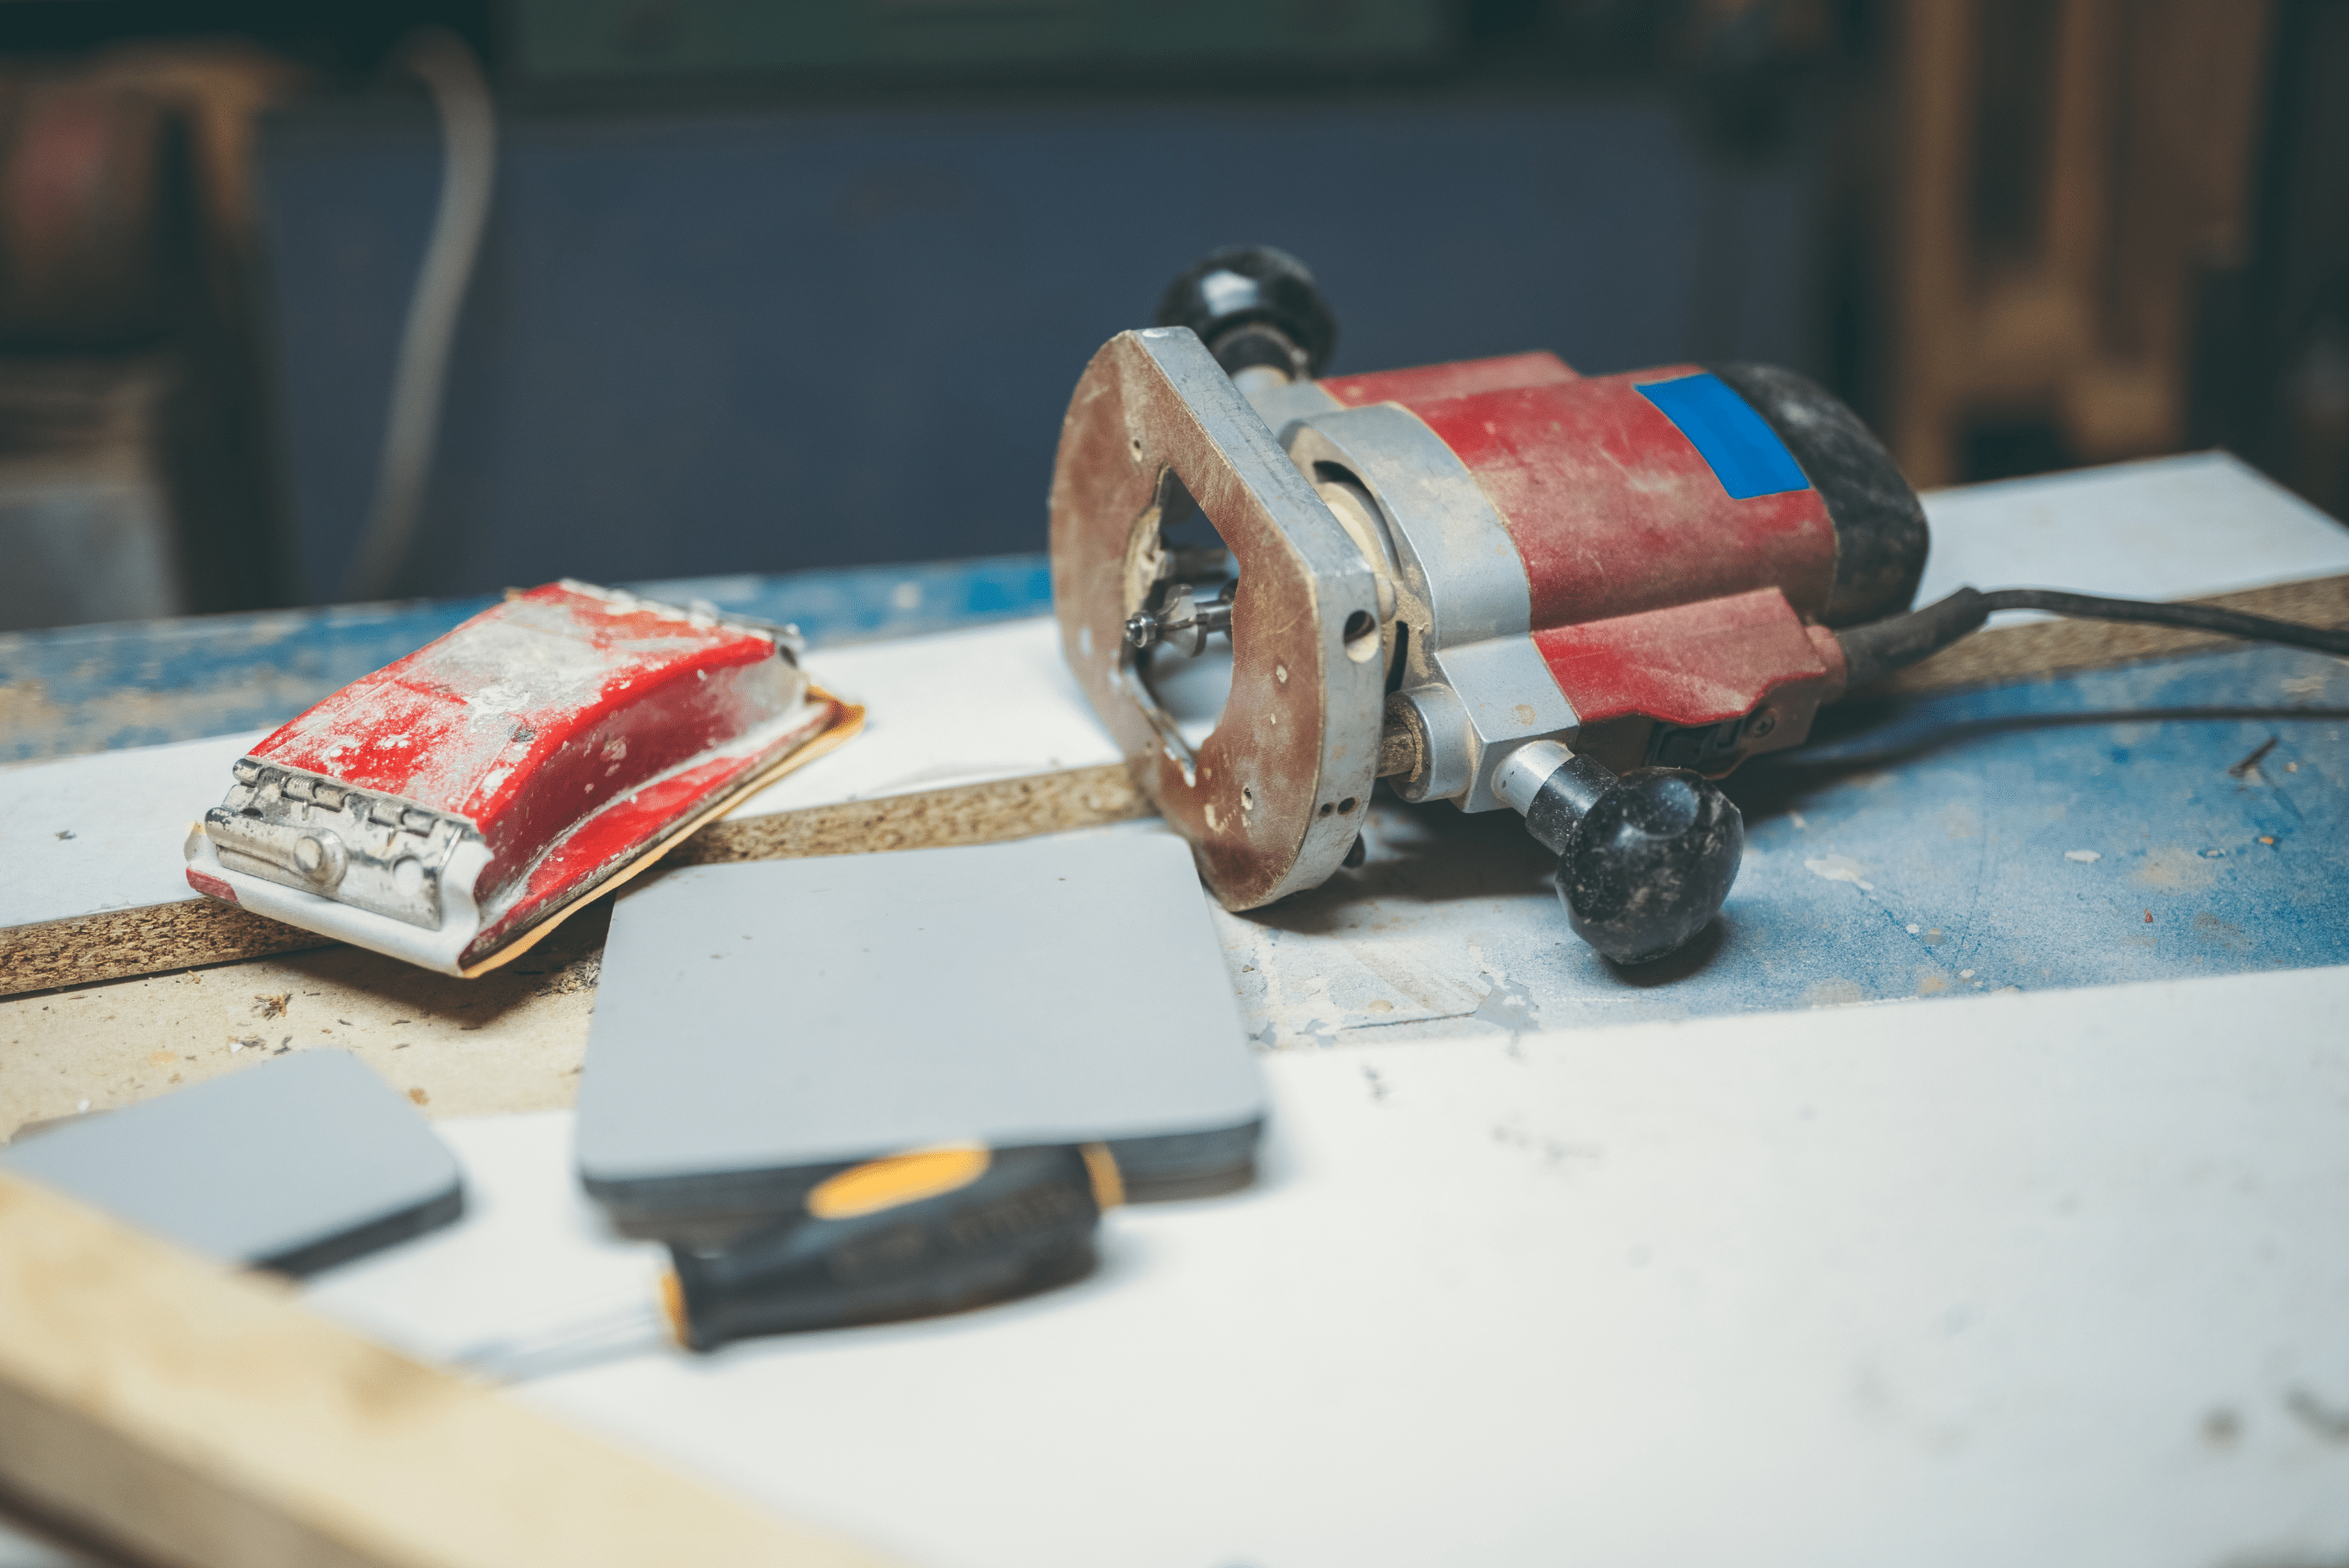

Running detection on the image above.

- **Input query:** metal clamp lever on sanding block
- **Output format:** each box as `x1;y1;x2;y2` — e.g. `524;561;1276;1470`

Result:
182;581;863;976
1050;247;1937;964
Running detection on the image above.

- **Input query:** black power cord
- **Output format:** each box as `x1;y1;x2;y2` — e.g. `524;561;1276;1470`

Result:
1836;587;2349;690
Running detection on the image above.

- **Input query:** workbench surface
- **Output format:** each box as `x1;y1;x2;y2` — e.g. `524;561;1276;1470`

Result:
6;452;2349;1568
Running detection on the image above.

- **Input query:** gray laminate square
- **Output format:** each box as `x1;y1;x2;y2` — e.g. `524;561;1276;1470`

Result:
2;1049;462;1274
576;830;1263;1230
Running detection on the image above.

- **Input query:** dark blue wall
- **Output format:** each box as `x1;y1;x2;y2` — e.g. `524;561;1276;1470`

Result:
257;95;1820;601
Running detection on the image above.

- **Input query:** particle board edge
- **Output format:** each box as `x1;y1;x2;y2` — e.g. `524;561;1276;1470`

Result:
4;763;1151;996
1873;573;2349;697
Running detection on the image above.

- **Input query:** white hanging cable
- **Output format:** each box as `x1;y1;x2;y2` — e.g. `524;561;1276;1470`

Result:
341;28;495;602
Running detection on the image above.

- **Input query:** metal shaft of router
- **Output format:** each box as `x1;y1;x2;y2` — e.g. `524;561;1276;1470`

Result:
1489;740;1617;854
1125;584;1233;655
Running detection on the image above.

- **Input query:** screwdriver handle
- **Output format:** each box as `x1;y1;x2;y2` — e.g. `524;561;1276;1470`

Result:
665;1143;1116;1352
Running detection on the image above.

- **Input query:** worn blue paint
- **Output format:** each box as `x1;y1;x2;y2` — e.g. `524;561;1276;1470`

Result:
1230;641;2349;1039
624;554;1054;649
1712;647;2349;1000
1635;372;1810;499
0;597;497;763
0;554;1052;762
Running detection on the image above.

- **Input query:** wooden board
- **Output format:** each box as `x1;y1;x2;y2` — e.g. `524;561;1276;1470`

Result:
3;897;336;1006
1878;572;2349;697
674;762;1141;867
0;1171;901;1568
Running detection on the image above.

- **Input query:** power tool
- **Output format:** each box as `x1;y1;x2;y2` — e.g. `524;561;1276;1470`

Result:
1050;247;2349;964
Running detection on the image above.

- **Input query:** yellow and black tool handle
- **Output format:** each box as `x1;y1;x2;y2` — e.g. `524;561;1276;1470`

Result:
665;1143;1113;1351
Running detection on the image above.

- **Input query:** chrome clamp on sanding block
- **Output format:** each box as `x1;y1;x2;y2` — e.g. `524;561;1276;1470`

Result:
1051;248;2349;965
183;581;862;976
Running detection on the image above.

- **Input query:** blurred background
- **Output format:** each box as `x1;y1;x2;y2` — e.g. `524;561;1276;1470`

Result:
0;0;2335;632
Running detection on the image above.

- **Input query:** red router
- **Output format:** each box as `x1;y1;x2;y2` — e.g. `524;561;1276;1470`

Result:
184;581;858;975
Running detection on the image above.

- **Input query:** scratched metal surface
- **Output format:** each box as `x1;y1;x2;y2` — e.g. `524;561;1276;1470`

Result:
0;554;1052;762
1217;642;2349;1041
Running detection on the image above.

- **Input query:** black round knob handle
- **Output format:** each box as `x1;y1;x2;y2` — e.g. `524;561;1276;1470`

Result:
1152;245;1338;380
1555;768;1743;965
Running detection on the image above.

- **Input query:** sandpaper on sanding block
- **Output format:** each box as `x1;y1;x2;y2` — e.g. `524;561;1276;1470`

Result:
0;1050;462;1276
575;830;1264;1238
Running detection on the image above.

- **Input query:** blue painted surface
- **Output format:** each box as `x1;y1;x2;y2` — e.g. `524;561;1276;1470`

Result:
1635;372;1810;499
1716;647;2349;998
0;597;496;763
1228;642;2349;1038
0;554;1052;762
626;554;1054;648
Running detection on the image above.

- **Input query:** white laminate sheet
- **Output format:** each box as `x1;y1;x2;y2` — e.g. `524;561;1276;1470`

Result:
307;963;2349;1568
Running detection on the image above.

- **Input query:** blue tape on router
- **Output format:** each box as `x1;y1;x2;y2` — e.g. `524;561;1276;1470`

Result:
1637;373;1811;500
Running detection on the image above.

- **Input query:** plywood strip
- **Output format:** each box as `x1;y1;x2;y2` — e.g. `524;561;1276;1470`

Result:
2;900;331;1001
0;1172;901;1568
3;764;1147;997
674;762;1145;866
1876;573;2349;696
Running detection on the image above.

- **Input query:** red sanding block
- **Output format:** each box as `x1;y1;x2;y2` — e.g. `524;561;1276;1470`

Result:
183;581;861;975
